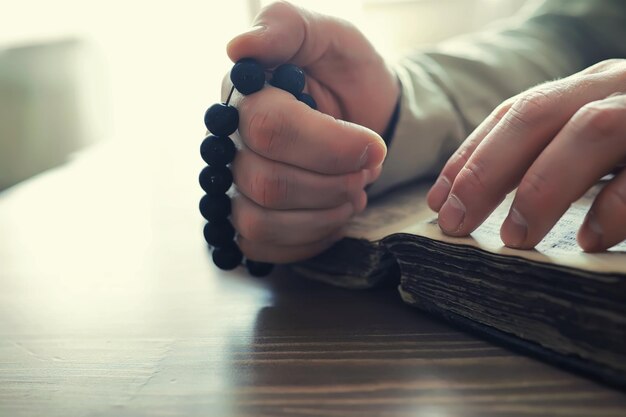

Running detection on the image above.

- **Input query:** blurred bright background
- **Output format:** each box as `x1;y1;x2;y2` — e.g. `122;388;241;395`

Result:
0;0;527;190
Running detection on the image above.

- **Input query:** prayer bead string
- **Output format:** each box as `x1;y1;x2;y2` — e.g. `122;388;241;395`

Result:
200;58;316;276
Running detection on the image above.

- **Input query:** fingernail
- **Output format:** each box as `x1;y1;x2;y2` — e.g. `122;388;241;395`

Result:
428;176;451;211
227;25;267;49
359;143;372;168
581;211;603;250
243;25;266;36
503;207;527;248
438;194;465;234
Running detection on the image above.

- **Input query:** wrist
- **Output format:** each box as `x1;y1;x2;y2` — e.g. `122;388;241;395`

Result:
382;78;402;147
370;64;401;139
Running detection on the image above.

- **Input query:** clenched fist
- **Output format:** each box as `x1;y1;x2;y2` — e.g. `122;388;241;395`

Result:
223;1;400;263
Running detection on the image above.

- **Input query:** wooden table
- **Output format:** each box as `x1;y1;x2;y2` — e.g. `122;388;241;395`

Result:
1;141;625;417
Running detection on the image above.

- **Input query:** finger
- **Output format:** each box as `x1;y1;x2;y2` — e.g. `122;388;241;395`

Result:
578;168;626;252
438;73;626;237
238;86;386;175
226;1;400;135
237;232;343;264
500;94;626;248
365;164;383;185
227;2;310;67
230;193;359;246
227;1;347;68
231;147;369;210
427;97;516;212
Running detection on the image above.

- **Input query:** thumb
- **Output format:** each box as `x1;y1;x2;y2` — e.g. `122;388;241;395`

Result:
226;1;369;69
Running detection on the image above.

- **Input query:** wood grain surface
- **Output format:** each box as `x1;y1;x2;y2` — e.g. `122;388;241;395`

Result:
1;142;625;417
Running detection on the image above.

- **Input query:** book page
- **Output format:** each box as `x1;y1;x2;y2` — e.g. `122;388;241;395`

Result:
346;182;434;241
346;181;626;274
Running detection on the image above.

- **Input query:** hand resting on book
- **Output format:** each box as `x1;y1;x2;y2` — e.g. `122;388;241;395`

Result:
427;59;626;253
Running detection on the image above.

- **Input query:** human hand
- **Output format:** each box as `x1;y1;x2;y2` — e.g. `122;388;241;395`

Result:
427;59;626;252
223;1;398;263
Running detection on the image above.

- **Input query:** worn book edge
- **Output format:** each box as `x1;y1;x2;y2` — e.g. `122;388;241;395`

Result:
399;285;626;390
345;180;626;274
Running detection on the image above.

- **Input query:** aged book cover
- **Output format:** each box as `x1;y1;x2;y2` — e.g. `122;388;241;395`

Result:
292;181;626;388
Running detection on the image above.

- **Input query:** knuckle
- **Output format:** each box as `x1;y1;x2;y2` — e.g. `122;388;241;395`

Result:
603;185;626;212
247;108;281;155
493;98;515;122
585;58;625;74
443;142;475;178
517;171;552;201
457;158;489;194
456;144;473;166
245;105;298;157
574;103;623;138
439;156;464;184
251;164;289;208
506;90;554;130
238;206;268;242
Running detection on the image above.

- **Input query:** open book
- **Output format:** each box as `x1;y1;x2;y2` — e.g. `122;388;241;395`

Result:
292;181;626;389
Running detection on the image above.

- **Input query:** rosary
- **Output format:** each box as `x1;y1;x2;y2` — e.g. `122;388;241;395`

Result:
199;58;316;276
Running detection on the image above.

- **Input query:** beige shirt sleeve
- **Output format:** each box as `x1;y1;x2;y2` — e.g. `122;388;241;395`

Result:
368;0;626;196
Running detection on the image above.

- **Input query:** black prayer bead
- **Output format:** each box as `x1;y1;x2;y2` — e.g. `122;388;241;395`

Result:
200;59;309;275
212;243;243;270
199;165;233;195
199;193;231;222
245;260;274;277
297;93;317;110
203;220;236;247
200;135;236;167
270;63;305;96
230;58;265;95
204;103;239;136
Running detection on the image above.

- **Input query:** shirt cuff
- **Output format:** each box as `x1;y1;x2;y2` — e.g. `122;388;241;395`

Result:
366;58;466;198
